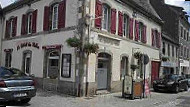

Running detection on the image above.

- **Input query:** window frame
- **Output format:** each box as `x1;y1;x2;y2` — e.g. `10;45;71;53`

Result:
27;12;33;34
61;54;72;78
138;22;144;41
123;14;129;37
102;4;110;31
5;52;12;68
52;4;59;30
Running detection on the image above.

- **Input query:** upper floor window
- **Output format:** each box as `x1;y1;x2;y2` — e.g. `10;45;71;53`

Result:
172;45;174;57
27;13;33;34
5;17;17;39
181;26;183;38
52;4;59;30
162;42;165;55
21;10;37;35
168;44;170;56
43;0;66;31
138;22;144;41
123;14;129;37
151;29;161;48
102;4;110;31
184;30;186;40
187;32;189;41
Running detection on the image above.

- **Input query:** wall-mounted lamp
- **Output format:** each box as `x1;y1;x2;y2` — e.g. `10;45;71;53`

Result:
132;11;137;18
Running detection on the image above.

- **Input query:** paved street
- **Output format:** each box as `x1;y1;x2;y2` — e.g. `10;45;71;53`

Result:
2;89;190;107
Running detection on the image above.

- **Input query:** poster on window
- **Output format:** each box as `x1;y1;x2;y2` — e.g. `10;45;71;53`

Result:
61;54;71;78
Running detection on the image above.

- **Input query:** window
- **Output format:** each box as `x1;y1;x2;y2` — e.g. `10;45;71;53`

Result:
168;44;170;56
184;47;186;58
52;4;59;30
121;57;128;80
61;54;71;78
5;17;17;38
139;22;144;41
162;42;165;55
172;45;174;57
22;51;32;74
5;52;12;68
187;32;189;41
184;30;186;40
176;47;178;58
187;49;189;58
27;13;33;34
152;29;160;48
181;46;183;57
181;26;183;38
123;14;129;37
102;4;110;31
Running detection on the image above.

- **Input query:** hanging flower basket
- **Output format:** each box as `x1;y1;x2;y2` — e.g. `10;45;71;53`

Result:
133;51;143;60
66;37;81;48
84;43;99;55
130;64;139;71
162;56;169;62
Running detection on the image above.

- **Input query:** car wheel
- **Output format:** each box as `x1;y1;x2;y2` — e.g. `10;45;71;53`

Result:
20;98;31;104
175;86;179;93
185;84;188;91
154;88;158;92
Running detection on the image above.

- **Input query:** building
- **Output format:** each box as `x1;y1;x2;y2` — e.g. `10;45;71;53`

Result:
150;0;190;76
0;0;162;96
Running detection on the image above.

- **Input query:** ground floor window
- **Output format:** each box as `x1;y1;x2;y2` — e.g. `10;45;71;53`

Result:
121;56;128;80
61;54;71;78
23;50;32;74
5;52;12;68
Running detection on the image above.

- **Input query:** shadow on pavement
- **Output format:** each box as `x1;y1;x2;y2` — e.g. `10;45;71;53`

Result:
0;101;30;106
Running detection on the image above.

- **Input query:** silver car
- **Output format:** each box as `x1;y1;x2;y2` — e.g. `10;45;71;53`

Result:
0;67;36;104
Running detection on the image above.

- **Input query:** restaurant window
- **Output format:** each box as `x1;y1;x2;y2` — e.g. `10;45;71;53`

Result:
22;50;32;74
61;54;71;78
5;52;12;68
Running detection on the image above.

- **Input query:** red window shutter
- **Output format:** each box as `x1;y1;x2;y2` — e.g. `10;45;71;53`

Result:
135;20;139;41
21;14;26;35
43;6;50;31
142;25;147;43
118;11;123;36
12;17;17;37
157;32;161;48
129;18;134;40
5;20;10;39
111;9;116;34
95;0;102;29
58;0;66;29
151;29;155;46
32;9;38;33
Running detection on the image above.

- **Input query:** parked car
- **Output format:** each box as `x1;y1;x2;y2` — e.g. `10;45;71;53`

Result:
185;74;190;87
0;67;36;104
153;74;188;93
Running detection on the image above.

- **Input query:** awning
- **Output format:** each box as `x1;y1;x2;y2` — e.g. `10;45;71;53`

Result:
42;44;62;50
4;48;13;52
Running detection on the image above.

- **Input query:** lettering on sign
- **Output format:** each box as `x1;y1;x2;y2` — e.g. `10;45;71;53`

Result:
98;35;120;46
17;42;40;50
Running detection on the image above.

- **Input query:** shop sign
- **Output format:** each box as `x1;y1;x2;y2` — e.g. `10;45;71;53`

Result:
17;42;40;51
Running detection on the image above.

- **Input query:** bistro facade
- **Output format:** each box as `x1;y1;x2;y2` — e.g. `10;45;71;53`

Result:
0;0;162;96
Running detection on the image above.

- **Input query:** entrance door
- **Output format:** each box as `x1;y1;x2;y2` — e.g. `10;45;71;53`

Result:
97;61;108;90
47;51;60;79
151;61;160;84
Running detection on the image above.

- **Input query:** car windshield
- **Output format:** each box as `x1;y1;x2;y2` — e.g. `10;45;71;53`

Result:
0;67;26;77
161;75;178;80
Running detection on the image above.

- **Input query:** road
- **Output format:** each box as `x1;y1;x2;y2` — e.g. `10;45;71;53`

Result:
2;89;190;107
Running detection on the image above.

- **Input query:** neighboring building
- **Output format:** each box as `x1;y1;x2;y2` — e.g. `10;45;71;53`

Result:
150;0;190;76
0;0;162;96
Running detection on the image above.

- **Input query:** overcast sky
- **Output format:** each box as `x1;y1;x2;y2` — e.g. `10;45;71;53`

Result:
0;0;189;21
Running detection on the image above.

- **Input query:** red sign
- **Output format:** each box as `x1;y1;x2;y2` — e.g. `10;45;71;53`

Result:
42;44;62;49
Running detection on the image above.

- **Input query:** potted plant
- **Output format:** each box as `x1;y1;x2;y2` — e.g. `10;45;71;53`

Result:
133;51;143;60
130;64;139;71
84;43;99;55
162;56;169;62
66;37;81;48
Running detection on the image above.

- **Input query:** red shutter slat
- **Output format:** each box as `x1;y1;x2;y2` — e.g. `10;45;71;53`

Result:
95;0;102;29
157;32;161;48
151;29;155;46
21;14;26;35
143;25;147;43
118;11;123;36
135;20;139;41
43;6;50;31
12;17;17;37
5;20;10;39
32;9;37;33
111;9;116;34
129;18;134;40
58;0;66;29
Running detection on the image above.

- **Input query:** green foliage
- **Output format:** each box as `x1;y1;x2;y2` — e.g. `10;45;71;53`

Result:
134;51;143;59
84;43;99;55
66;37;81;48
130;64;139;71
162;56;169;62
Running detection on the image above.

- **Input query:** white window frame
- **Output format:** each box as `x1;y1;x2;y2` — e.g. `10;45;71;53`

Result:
102;5;110;31
27;13;33;34
123;14;129;37
52;4;59;30
5;52;12;68
9;19;14;37
139;22;144;41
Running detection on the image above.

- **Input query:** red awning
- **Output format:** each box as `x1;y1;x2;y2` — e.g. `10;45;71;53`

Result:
4;49;13;52
42;44;62;50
